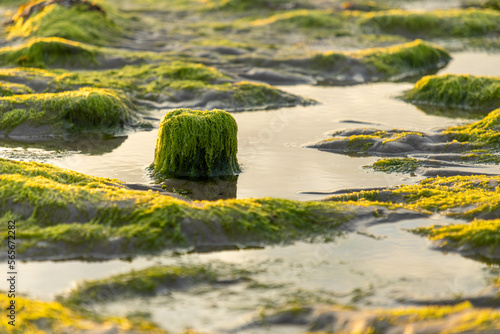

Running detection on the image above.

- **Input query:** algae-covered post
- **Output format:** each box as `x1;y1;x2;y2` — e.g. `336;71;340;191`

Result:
151;108;240;178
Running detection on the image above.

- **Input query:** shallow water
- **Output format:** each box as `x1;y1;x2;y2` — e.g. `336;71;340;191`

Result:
43;83;459;200
25;53;497;201
19;217;498;333
4;53;500;331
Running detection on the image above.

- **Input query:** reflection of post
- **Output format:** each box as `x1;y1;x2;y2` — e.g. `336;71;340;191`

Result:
162;176;238;201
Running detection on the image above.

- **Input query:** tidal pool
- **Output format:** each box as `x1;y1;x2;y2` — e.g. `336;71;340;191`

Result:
18;217;498;333
27;53;499;201
4;52;500;333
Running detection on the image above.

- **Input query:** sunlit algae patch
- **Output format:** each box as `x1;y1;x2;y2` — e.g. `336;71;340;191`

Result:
151;108;240;178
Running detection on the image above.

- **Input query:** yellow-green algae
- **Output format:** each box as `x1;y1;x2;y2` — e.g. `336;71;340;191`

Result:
251;9;344;30
319;129;426;152
365;157;421;173
0;64;312;110
355;40;450;78
358;8;500;38
0;37;97;68
0;158;351;257
484;0;500;10
0;82;32;97
276;302;500;333
152;108;240;178
377;302;500;332
60;263;251;304
415;219;500;249
0;87;134;134
203;0;293;11
0;294;165;334
317;106;500;153
60;264;219;304
6;0;125;45
328;174;500;220
11;62;225;96
444;107;500;148
403;74;500;112
294;40;450;79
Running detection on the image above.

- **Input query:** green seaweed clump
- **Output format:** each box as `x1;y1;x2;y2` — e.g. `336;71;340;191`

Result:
444;107;500;148
0;293;165;333
0;64;314;110
328;174;500;220
0;37;97;68
308;40;450;80
0;158;351;258
415;219;500;251
207;0;293;11
6;0;124;45
356;39;451;78
358;8;500;38
50;61;225;97
483;0;500;10
251;9;343;30
0;82;32;96
0;87;134;135
365;157;421;173
152;108;240;178
268;301;500;333
61;264;219;304
403;74;500;112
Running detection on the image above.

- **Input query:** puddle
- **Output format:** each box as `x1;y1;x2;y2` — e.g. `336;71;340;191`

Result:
18;217;498;333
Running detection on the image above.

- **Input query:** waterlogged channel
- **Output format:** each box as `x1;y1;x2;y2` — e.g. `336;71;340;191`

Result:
19;217;499;333
4;53;500;331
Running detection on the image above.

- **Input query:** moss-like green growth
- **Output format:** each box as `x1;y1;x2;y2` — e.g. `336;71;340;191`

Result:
403;74;500;112
291;40;451;81
378;302;500;332
6;0;124;45
328;174;500;220
152;108;240;178
359;8;500;38
444;108;500;148
251;10;344;30
0;67;58;85
0;87;134;135
415;219;500;251
0;158;351;258
0;294;165;333
231;81;310;108
0;82;32;96
48;61;225;96
269;301;500;333
205;0;293;11
0;37;97;68
460;152;500;164
0;0;27;7
365;157;421;173
340;1;389;12
356;40;451;78
315;128;427;154
0;64;313;111
0;37;96;68
61;264;220;304
483;0;500;10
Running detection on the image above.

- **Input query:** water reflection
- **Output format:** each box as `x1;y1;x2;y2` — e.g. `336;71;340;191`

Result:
160;176;238;201
0;133;128;156
414;105;492;120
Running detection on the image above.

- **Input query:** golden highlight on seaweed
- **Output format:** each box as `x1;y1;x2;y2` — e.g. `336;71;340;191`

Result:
151;108;240;178
403;74;500;112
